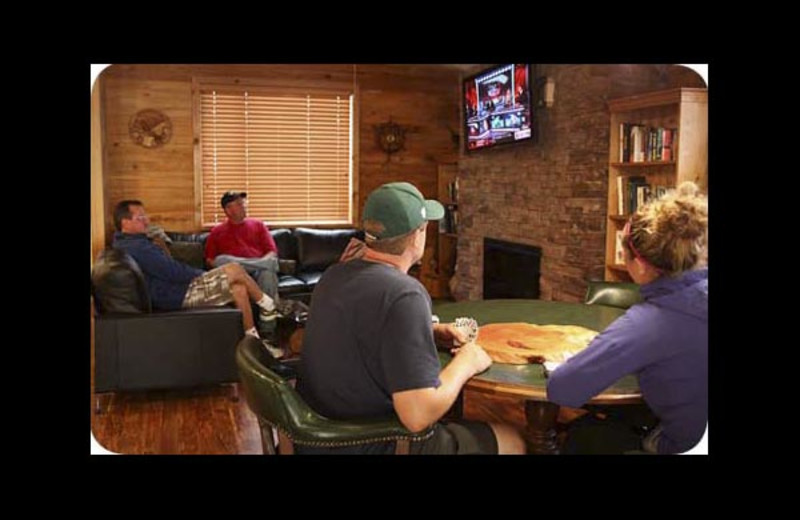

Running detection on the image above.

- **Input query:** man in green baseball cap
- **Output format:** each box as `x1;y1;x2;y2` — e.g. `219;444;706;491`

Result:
296;181;526;455
362;181;445;240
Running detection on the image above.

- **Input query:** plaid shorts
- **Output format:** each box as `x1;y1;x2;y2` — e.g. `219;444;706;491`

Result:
182;266;234;308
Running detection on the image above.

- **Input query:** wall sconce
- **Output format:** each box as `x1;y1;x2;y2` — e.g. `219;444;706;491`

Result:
536;77;555;108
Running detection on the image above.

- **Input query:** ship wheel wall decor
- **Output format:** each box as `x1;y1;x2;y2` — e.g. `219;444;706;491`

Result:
375;120;407;160
129;109;173;149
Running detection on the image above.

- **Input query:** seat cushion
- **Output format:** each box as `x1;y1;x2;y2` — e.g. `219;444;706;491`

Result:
294;228;358;273
168;241;205;269
296;271;322;287
278;275;309;297
271;228;297;262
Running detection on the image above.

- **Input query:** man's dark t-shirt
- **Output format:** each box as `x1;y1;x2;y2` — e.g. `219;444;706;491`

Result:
296;259;441;453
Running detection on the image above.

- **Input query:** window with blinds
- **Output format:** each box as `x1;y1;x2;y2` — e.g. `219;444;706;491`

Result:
199;87;353;227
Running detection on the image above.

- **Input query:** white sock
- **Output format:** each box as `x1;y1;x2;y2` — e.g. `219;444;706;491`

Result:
245;327;260;338
257;294;275;313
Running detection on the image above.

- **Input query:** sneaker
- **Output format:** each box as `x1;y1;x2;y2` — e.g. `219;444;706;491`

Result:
261;339;285;360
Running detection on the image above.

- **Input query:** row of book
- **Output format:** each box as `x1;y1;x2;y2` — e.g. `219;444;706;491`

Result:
445;178;460;203
618;124;677;163
616;176;668;215
438;204;459;234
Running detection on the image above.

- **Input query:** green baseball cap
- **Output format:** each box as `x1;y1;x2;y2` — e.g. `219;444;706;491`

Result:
363;182;445;239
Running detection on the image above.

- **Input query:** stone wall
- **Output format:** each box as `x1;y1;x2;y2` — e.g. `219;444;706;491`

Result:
453;64;705;302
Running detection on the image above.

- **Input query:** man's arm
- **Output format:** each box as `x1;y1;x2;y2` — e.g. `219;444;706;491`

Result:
131;240;202;283
392;342;491;432
204;229;218;269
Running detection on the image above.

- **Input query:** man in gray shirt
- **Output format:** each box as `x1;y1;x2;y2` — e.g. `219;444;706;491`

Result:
297;182;525;454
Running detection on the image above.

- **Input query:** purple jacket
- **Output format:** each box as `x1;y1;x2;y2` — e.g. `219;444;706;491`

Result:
112;232;203;310
547;268;708;454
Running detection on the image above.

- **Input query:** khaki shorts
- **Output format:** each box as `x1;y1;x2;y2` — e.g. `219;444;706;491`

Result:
182;266;234;308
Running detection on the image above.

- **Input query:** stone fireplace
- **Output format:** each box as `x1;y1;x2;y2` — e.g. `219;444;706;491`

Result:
483;238;541;300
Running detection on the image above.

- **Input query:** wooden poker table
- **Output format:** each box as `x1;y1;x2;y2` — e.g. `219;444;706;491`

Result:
434;299;642;454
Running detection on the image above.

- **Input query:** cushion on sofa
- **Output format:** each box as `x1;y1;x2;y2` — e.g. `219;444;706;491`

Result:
271;228;297;262
92;249;152;314
168;241;205;269
294;228;358;273
167;231;210;244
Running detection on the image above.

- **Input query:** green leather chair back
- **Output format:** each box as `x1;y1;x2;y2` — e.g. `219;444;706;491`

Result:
584;281;641;310
235;336;433;452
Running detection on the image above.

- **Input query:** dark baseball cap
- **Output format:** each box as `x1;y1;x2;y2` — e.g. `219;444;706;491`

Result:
363;182;444;239
221;191;247;208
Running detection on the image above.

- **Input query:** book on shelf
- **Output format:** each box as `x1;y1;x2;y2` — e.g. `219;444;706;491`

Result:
615;229;626;265
616;175;624;215
440;204;459;234
446;178;460;203
618;125;678;163
627;176;647;214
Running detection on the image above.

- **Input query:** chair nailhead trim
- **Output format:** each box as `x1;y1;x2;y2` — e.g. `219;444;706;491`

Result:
261;420;435;447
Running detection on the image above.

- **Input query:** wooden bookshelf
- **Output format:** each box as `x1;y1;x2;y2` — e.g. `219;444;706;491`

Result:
605;88;707;281
423;164;459;299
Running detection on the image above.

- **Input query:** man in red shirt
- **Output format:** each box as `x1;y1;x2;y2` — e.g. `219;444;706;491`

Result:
205;191;284;349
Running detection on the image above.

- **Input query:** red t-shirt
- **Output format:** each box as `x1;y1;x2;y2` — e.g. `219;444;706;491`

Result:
205;218;278;265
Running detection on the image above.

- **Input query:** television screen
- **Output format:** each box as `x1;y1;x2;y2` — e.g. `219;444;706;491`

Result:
464;64;534;152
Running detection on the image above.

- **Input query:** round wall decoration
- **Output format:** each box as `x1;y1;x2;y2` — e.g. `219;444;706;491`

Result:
129;109;173;148
375;120;407;156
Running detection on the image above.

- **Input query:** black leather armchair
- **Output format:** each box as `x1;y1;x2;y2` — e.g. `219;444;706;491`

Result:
235;335;434;455
91;249;243;405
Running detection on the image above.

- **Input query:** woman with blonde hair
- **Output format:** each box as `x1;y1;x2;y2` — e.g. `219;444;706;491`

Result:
548;182;708;454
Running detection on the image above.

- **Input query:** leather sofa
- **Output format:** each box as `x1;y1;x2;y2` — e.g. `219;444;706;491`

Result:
167;227;363;304
90;226;359;397
91;248;243;396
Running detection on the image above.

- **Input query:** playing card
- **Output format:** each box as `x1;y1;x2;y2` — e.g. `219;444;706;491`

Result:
453;317;478;344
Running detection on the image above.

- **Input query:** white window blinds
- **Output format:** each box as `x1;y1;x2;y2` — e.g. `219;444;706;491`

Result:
199;87;353;227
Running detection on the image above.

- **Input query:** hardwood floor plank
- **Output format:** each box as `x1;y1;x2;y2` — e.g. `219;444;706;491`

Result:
92;385;262;455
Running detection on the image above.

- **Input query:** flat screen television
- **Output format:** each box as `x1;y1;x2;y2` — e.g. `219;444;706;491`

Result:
463;63;534;152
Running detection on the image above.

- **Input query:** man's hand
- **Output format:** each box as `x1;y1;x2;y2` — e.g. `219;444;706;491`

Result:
451;341;492;375
433;322;469;348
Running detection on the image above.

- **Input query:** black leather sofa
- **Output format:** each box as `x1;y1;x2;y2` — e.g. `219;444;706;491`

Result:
91;249;243;397
90;227;359;399
166;227;363;304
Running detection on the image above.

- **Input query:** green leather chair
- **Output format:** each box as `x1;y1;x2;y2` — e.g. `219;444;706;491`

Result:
584;281;641;310
235;335;434;454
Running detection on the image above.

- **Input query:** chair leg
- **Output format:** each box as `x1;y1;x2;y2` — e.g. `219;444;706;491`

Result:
228;382;239;402
258;420;277;455
277;431;294;455
395;439;410;455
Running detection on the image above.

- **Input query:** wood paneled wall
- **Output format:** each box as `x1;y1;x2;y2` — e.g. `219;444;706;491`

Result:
96;64;460;249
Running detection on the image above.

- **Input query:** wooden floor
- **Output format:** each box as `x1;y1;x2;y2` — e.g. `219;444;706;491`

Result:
92;384;264;455
91;383;533;455
90;303;537;455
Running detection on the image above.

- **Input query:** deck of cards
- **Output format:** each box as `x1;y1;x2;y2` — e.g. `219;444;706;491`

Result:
453;317;479;344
